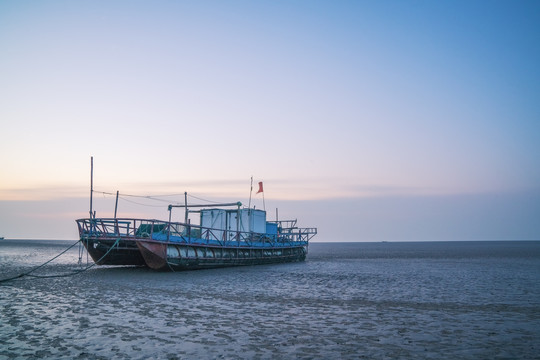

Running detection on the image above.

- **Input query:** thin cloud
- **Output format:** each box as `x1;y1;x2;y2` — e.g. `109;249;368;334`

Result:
0;178;499;203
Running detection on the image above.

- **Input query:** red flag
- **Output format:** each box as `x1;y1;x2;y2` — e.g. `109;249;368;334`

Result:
256;182;263;194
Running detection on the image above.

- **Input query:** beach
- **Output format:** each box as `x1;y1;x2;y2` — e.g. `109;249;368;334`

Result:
1;240;540;359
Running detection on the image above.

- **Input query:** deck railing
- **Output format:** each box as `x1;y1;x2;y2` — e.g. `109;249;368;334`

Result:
76;218;317;247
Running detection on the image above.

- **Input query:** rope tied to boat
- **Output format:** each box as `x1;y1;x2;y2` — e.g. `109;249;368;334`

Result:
0;237;121;284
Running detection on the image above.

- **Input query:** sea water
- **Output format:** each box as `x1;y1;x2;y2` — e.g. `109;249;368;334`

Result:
1;240;539;359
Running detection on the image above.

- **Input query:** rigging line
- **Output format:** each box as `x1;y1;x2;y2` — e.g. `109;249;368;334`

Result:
118;196;180;208
94;189;230;206
93;191;116;196
94;190;185;203
187;193;223;204
94;190;188;198
144;193;187;197
124;192;187;198
118;196;172;204
133;197;178;204
121;193;184;199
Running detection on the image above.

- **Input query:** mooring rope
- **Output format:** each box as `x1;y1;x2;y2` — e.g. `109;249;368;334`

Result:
0;240;81;283
0;237;121;284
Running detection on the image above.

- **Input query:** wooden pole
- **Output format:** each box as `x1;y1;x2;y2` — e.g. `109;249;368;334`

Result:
114;190;119;219
89;156;93;220
237;203;240;241
168;205;172;242
248;177;253;233
184;192;188;223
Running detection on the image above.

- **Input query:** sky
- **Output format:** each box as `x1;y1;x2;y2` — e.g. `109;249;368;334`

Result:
1;0;539;241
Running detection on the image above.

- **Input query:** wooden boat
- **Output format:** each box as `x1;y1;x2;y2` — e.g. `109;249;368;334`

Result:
76;158;316;271
76;203;317;271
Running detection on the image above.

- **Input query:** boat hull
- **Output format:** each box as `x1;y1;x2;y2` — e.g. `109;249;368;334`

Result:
137;240;307;271
80;236;307;271
81;238;146;266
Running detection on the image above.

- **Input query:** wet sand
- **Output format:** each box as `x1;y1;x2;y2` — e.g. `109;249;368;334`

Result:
1;240;539;359
3;266;368;359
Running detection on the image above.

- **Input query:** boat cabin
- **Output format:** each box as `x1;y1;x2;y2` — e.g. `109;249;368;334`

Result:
200;208;276;234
